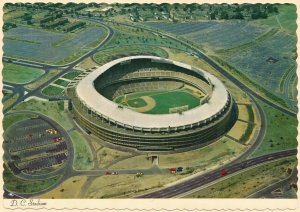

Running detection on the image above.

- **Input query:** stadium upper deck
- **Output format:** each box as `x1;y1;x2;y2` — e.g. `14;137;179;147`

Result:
76;56;229;130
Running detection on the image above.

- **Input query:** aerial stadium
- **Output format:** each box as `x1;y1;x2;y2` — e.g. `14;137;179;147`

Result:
66;56;237;152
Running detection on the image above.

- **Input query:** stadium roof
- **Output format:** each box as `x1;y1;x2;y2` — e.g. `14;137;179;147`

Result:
76;56;229;129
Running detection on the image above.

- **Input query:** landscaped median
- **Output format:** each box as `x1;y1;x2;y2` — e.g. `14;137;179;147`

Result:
69;131;94;170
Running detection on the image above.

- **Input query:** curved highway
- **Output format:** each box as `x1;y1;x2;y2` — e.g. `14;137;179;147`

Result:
137;149;297;198
103;19;296;117
3;18;297;199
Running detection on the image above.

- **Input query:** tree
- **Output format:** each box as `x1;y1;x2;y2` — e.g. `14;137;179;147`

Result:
220;11;229;20
210;12;216;20
232;12;244;19
23;13;32;21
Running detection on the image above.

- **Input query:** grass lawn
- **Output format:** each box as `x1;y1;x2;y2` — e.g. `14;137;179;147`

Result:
85;174;186;198
25;69;62;90
227;121;248;140
13;99;74;131
257;4;297;35
3;113;38;131
250;99;297;157
3;62;45;84
3;93;19;111
53;79;69;87
62;71;82;80
185;156;296;198
97;147;132;168
69;130;94;170
42;85;64;97
237;105;249;121
3;165;61;194
159;137;245;168
37;176;87;199
77;57;98;70
93;45;168;65
110;155;153;169
105;23;189;51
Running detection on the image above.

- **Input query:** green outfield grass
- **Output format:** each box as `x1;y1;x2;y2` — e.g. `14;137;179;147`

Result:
115;89;200;114
3;62;45;84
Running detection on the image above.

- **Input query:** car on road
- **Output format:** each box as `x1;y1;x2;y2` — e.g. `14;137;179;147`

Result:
177;167;183;172
112;171;118;175
105;171;111;175
220;169;228;176
169;168;176;174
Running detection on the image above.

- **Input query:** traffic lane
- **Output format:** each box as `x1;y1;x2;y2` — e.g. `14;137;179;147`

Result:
249;168;297;198
138;149;297;198
73;167;170;177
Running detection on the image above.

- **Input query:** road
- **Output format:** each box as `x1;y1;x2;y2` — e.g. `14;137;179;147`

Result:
248;168;297;198
282;65;297;111
3;18;297;199
137;149;297;198
104;19;297;117
3;23;115;114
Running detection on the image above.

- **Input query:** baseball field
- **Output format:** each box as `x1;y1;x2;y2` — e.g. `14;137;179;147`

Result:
114;88;202;114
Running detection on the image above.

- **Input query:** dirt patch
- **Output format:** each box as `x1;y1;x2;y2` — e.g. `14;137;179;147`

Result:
130;96;156;113
227;121;248;140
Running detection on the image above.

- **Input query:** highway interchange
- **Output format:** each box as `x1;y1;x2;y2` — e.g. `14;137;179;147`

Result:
3;17;298;199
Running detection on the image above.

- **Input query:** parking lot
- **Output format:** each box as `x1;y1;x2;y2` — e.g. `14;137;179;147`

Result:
4;117;69;175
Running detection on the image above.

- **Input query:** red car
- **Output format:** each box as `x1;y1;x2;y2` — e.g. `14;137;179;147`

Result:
220;169;228;176
169;168;176;174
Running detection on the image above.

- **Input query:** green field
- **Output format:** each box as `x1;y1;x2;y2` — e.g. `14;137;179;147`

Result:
62;71;82;80
14;100;74;131
3;165;61;194
3;62;45;84
54;79;69;87
250;99;297;157
93;45;168;65
185;156;296;198
257;4;297;35
114;89;200;114
3;113;38;131
42;85;64;96
127;98;148;108
70;131;94;170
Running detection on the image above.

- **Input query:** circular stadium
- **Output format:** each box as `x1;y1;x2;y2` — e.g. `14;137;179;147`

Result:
66;56;237;152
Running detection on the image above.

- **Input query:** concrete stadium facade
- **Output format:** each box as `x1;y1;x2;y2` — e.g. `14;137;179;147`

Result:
66;56;237;152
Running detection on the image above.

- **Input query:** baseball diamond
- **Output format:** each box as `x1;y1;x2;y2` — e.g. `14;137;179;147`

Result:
66;56;237;152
